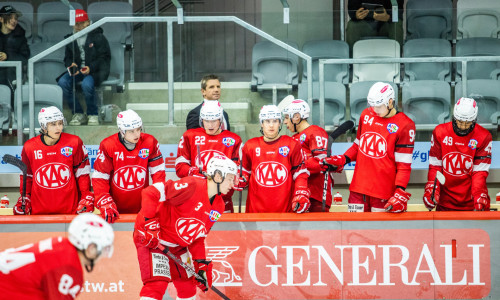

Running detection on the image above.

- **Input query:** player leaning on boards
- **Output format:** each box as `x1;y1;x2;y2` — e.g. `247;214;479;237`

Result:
133;155;238;300
12;106;93;215
236;105;311;213
91;109;166;223
0;213;114;299
327;82;416;212
282;99;334;212
176;100;242;213
423;97;493;211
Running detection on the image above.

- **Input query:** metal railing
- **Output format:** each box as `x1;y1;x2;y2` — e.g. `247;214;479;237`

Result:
317;56;500;128
27;16;313;138
0;61;23;145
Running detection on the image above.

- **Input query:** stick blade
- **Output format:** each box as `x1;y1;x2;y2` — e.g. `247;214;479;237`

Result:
2;154;27;173
436;171;446;185
330;120;355;140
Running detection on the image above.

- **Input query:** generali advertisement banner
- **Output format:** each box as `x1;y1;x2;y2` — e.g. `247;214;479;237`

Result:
0;216;496;300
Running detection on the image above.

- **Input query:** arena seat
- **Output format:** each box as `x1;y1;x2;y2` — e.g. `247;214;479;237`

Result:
30;42;66;85
403;38;452;82
301;39;349;84
0;85;11;132
456;37;500;81
457;0;500;39
349;81;398;124
352;39;400;83
36;1;84;43
455;79;500;125
406;0;453;40
13;84;63;130
87;1;133;45
298;81;347;126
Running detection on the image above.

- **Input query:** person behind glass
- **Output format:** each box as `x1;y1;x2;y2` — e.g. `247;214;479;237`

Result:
57;9;110;126
346;0;404;51
0;5;30;106
185;74;231;131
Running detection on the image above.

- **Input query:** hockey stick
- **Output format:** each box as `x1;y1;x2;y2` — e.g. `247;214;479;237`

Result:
238;162;243;213
157;244;231;300
196;144;202;174
321;120;355;212
3;154;28;213
430;171;446;209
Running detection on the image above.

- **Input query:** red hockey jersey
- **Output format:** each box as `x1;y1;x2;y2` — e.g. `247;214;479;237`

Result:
428;122;492;210
93;133;165;213
21;133;91;214
0;237;83;300
241;135;309;213
137;177;225;259
345;109;416;200
292;125;333;206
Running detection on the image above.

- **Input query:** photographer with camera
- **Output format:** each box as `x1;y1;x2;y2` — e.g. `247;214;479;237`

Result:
346;0;404;52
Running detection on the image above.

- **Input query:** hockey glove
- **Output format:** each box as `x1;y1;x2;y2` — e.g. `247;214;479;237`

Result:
188;166;205;179
305;157;328;174
96;196;120;223
136;217;160;249
323;155;346;173
77;192;95;214
422;181;440;211
234;173;249;191
292;188;311;213
384;188;411;213
194;259;213;292
474;193;490;211
13;195;31;215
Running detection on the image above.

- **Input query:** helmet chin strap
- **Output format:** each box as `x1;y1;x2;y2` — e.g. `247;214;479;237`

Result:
291;118;304;133
82;250;97;273
452;118;476;136
119;130;136;150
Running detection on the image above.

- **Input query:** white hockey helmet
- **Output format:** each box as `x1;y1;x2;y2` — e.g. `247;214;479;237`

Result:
283;99;310;119
454;97;478;122
117;109;142;132
367;82;394;107
199;100;224;127
206;154;238;181
38;106;65;129
259;105;282;124
68;213;114;258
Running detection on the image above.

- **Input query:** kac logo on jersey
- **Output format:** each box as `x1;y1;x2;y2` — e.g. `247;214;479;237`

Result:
138;148;150;159
387;123;399;134
359;132;387;158
442;152;473;176
113;165;147;190
209;210;221;222
176;218;207;244
222;137;235;147
61;147;73;157
278;146;290;157
468;139;478;150
299;134;306;144
254;162;289;187
35;163;71;189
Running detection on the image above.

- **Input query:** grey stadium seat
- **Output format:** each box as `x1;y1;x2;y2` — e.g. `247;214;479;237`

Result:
298;81;347;126
302;40;349;84
456;38;500;81
457;0;500;39
251;40;299;92
101;42;126;92
406;0;453;40
87;1;133;45
455;79;500;125
0;85;11;132
30;42;66;84
352;39;400;83
2;2;33;42
349;81;398;124
13;84;63;129
36;1;84;43
403;38;452;82
402;80;451;128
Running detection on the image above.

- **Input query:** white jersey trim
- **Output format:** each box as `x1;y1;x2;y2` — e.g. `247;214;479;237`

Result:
175;156;191;166
92;171;110;180
353;138;359;145
395;152;412;164
429;156;442;167
149;164;165;175
75;165;90;178
293;168;310;180
159;239;179;248
473;163;490;172
152;182;166;202
315;153;327;160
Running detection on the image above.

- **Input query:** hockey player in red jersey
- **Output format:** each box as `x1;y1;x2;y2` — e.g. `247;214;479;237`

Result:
283;99;333;212
237;105;310;213
175;100;242;212
133;155;238;300
423;97;493;211
0;213;114;300
12;106;93;215
92;109;165;223
327;82;416;212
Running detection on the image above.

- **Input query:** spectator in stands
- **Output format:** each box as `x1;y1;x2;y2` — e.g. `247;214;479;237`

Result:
57;9;110;126
0;5;30;107
185;74;231;130
346;0;404;51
